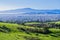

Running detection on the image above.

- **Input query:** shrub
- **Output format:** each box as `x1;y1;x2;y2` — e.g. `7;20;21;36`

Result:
0;25;11;33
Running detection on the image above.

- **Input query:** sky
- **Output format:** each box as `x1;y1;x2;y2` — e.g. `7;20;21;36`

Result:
0;0;60;10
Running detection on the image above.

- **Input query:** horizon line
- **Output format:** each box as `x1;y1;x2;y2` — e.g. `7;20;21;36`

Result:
0;8;60;11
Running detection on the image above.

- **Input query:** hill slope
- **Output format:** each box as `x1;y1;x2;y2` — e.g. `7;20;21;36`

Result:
0;22;60;40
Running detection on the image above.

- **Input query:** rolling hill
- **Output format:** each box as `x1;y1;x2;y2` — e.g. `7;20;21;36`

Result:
0;22;60;40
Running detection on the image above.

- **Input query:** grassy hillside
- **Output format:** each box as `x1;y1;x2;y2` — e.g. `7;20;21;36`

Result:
0;22;60;40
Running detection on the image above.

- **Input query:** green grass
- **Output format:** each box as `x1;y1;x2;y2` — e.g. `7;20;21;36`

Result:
25;22;41;25
47;21;60;24
0;22;60;40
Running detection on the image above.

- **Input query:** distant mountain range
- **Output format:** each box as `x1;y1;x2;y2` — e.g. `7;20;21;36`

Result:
0;8;60;14
0;8;60;22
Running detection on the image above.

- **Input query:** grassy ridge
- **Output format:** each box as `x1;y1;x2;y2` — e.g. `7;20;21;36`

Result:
0;22;60;40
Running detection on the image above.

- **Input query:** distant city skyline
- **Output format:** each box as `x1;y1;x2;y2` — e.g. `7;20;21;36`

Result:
0;0;60;10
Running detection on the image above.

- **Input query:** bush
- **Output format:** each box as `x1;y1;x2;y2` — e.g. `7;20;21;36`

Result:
0;25;11;33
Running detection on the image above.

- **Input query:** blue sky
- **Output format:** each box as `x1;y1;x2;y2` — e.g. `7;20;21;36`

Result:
0;0;60;10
